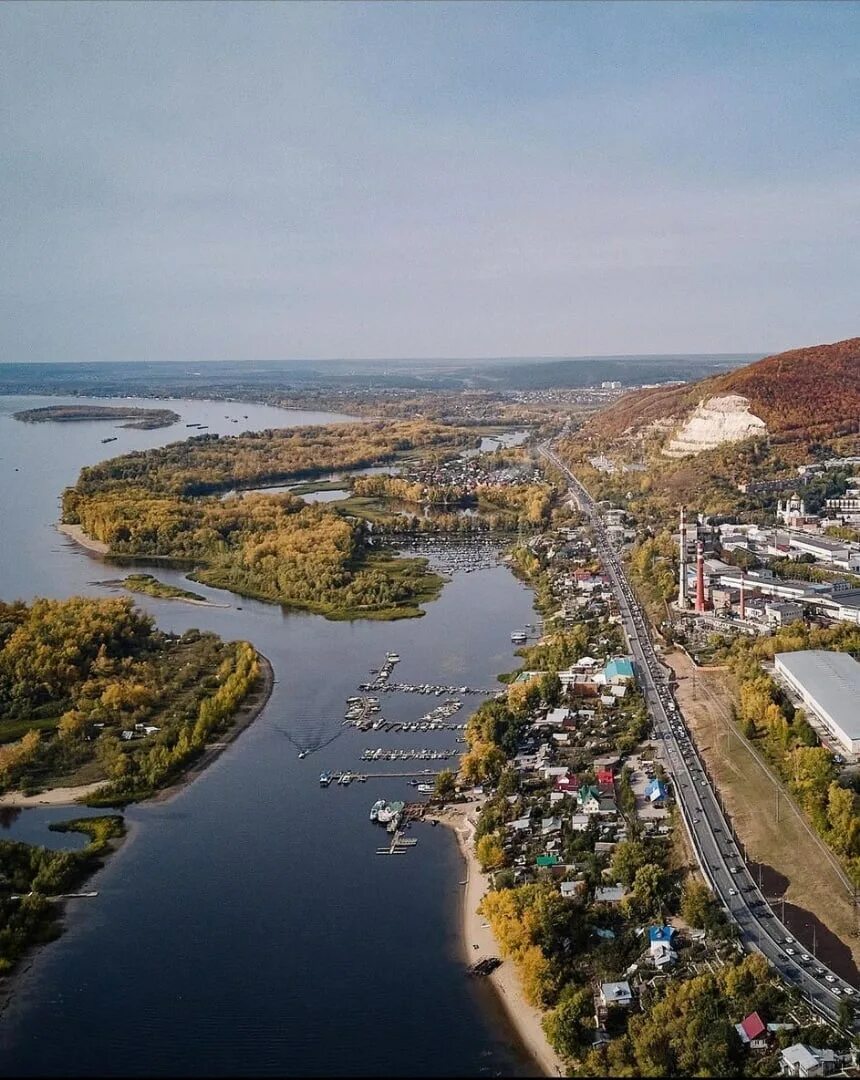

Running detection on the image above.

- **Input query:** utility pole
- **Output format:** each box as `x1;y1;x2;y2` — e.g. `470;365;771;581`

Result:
776;788;780;824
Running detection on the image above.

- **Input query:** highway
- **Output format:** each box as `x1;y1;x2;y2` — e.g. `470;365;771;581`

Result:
539;443;857;1024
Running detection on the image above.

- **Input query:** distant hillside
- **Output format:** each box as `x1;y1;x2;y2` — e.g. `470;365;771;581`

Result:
588;336;860;447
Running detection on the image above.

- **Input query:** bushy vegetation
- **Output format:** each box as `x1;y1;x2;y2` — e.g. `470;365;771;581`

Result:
61;422;462;619
0;815;125;975
0;596;260;802
121;574;206;602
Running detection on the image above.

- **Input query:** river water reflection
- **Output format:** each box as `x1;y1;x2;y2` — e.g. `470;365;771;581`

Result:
0;396;538;1076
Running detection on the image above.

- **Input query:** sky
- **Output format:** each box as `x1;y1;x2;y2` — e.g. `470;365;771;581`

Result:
1;0;858;363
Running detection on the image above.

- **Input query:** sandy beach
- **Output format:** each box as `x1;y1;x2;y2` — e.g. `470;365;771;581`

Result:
431;805;565;1078
58;522;109;554
0;782;106;808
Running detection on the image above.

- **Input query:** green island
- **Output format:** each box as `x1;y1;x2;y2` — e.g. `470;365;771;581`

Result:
13;404;180;429
0;594;265;978
0;815;125;976
60;420;544;620
119;574;208;604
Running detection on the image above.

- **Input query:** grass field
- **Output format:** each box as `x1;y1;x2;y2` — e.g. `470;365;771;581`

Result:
667;648;860;966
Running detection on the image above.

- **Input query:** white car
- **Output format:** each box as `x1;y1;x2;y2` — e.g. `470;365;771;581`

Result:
786;948;796;956
728;888;737;896
825;974;837;983
843;987;855;996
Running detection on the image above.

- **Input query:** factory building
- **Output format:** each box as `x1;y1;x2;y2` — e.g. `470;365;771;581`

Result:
773;650;860;754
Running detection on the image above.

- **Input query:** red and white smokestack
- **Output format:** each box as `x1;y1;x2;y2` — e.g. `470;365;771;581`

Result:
695;540;706;612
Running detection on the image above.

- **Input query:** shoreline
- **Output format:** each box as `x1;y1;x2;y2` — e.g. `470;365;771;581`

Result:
57;522;108;554
0;655;275;1012
430;805;564;1079
0;654;274;811
149;652;274;804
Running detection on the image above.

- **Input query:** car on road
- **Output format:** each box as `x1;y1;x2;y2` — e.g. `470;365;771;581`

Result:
825;974;837;983
786;948;796;956
730;866;740;874
800;954;812;964
843;987;855;996
728;888;737;896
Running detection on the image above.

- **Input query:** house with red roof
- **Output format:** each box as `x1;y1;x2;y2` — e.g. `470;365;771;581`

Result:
735;1011;768;1051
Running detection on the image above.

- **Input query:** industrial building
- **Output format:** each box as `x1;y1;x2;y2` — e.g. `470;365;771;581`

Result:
773;650;860;754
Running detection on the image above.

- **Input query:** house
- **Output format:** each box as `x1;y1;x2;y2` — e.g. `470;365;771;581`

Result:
538;707;571;728
735;1012;768;1051
780;1044;838;1077
603;657;635;684
599;981;633;1008
560;880;585;898
596;768;615;787
535;854;562;868
541;816;562;836
644;778;668;805
600;694;617;707
594;885;627;904
570;813;590;832
648;926;675;944
597;798;618;816
556;774;580;794
509;816;531;833
580;788;602;815
542;766;570;780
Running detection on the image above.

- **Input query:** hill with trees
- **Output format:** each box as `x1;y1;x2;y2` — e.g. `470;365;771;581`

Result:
587;336;860;447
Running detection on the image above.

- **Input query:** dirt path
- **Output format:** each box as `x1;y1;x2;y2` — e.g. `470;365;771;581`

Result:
667;649;860;970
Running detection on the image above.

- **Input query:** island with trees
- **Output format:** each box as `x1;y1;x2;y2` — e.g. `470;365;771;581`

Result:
61;421;477;620
13;404;180;429
0;594;267;980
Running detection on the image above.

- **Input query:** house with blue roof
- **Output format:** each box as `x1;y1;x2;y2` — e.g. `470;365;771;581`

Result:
603;657;635;684
644;778;668;805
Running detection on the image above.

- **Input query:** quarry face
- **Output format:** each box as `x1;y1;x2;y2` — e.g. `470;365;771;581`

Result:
664;394;767;457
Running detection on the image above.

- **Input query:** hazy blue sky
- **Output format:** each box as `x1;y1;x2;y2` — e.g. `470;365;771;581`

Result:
1;1;857;363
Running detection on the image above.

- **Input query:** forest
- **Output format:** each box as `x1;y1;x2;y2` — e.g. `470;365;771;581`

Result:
62;422;467;618
0;596;260;802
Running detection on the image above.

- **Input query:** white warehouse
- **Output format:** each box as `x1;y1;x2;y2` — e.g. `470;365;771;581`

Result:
774;650;860;754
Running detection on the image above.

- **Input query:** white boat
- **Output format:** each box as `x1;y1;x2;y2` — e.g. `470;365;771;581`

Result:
417;784;434;793
369;799;386;822
386;652;401;663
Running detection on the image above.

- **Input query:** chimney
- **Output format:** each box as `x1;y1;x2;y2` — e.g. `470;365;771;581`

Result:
678;506;687;608
695;540;706;612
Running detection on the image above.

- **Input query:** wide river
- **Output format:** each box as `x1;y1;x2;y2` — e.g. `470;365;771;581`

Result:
0;396;538;1076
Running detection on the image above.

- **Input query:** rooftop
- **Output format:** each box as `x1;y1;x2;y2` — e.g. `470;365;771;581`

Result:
775;650;860;740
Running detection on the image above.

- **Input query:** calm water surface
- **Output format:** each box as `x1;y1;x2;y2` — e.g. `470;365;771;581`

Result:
0;397;538;1076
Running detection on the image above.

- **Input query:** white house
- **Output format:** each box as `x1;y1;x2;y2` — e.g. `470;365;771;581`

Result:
599;981;633;1008
780;1044;838;1078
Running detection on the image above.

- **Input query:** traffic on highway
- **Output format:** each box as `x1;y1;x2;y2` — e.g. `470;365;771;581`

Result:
539;444;857;1024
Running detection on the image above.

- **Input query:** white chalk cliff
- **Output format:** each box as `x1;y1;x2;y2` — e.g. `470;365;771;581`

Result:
664;394;767;457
